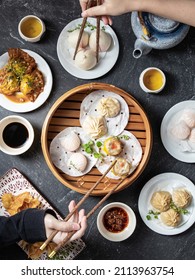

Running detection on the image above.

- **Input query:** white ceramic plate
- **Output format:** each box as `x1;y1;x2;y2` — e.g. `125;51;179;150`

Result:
0;49;53;113
57;18;119;79
160;100;195;163
138;173;195;235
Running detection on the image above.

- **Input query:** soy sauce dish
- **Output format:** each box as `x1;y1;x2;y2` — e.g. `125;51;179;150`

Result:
97;202;136;241
0;115;34;155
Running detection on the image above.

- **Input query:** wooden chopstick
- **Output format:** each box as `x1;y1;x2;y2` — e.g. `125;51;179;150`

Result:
40;159;117;251
73;0;93;60
96;0;101;63
73;0;101;62
48;176;127;258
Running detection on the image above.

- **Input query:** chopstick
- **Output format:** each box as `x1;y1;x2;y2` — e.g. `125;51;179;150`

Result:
49;175;127;258
40;159;117;251
73;0;100;62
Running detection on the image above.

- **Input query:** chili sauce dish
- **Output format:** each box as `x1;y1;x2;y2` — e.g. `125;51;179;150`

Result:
97;202;136;241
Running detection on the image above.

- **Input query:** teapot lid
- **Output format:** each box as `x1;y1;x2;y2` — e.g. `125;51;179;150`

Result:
148;14;179;33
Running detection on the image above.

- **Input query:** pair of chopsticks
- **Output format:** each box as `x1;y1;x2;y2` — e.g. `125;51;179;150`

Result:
40;160;127;258
73;0;101;63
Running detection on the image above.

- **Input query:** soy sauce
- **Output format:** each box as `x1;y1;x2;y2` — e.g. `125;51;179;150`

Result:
103;207;129;233
3;122;29;148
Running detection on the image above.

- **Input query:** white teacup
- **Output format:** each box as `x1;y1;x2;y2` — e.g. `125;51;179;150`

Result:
0;115;34;155
18;15;46;43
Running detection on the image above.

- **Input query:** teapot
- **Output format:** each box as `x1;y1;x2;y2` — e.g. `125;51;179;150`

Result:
131;12;190;58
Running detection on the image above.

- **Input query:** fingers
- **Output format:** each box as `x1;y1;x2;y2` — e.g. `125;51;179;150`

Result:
70;214;87;241
80;0;88;12
81;5;106;18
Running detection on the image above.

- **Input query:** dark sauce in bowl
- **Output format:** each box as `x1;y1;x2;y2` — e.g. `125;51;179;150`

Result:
103;207;129;233
3;122;29;148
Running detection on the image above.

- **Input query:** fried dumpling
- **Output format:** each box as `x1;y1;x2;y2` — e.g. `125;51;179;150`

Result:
68;152;87;172
97;97;121;118
160;209;181;227
150;191;172;212
82;115;107;139
180;109;195;128
172;188;192;208
89;30;112;52
171;120;190;140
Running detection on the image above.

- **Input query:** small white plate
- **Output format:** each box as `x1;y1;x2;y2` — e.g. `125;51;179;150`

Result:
0;49;53;113
160;100;195;163
138;173;195;235
57;18;119;79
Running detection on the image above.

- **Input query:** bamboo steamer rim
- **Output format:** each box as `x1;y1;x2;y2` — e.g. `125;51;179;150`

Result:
41;82;153;196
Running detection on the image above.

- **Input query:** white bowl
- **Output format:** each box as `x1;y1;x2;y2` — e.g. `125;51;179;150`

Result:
18;15;46;42
0;115;34;155
139;67;166;94
97;202;136;242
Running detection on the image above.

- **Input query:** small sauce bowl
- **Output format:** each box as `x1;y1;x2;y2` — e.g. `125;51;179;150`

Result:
0;115;34;155
139;67;166;94
18;15;46;42
97;202;136;242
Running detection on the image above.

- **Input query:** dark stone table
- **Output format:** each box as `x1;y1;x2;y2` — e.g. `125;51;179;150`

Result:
0;0;195;260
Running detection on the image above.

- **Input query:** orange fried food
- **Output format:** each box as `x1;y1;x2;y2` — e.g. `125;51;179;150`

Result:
0;48;44;101
20;69;44;102
2;191;40;215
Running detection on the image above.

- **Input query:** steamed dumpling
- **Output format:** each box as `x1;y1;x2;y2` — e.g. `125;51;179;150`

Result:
89;30;112;52
97;97;121;118
82;115;107;139
160;209;181;227
150;191;172;212
75;49;97;70
60;131;80;152
171;120;190;140
68;29;89;49
172;188;192;208
68;152;87;172
189;128;195;143
180;109;195;128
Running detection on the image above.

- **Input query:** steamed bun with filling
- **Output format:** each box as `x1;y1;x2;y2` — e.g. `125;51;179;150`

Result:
75;49;97;70
89;30;112;52
68;29;89;49
97;97;120;118
60;131;80;152
172;188;192;208
160;209;181;227
68;152;87;172
189;128;195;143
150;191;172;212
170;120;190;140
82;115;107;139
180;109;195;128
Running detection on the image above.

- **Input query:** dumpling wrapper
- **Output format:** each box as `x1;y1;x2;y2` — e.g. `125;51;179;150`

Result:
50;127;97;177
80;90;129;137
96;130;142;179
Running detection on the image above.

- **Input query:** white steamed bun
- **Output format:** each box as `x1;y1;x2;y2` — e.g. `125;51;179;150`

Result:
89;30;112;52
75;49;97;70
68;152;87;172
68;29;89;49
59;131;81;152
82;115;107;139
171;120;191;140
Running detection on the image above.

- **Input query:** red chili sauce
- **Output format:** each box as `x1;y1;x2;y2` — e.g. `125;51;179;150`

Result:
103;207;129;233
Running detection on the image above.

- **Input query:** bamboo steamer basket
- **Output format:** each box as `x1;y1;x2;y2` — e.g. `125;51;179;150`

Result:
41;83;153;196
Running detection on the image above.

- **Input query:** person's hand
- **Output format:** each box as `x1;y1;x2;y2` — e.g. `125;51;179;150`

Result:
44;200;87;244
79;0;136;24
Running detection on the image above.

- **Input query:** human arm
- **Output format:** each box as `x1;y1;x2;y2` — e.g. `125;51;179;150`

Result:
0;201;87;248
80;0;195;27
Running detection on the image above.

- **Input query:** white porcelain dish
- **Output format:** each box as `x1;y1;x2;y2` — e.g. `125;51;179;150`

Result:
0;49;53;113
138;173;195;235
161;100;195;163
57;17;119;79
97;202;136;241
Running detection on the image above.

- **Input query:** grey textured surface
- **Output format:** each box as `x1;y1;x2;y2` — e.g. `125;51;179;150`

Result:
0;0;195;260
